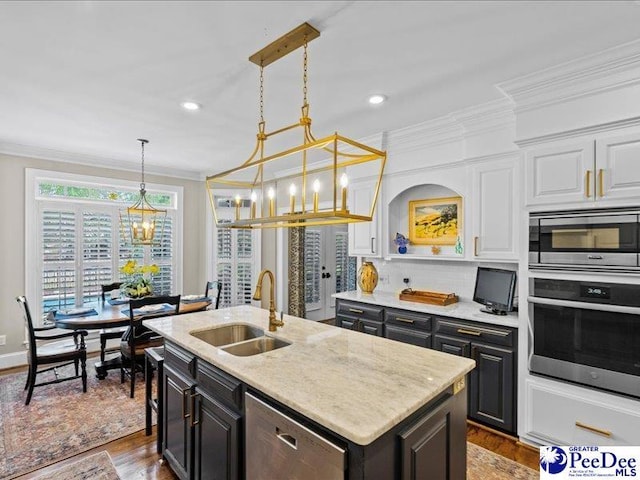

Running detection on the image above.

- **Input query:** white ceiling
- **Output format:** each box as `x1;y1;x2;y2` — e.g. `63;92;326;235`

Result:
2;1;640;178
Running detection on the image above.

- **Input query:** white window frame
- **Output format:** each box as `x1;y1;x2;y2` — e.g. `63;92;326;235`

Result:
25;168;184;323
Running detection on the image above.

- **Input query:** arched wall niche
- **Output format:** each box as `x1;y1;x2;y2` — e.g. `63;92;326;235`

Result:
387;183;464;258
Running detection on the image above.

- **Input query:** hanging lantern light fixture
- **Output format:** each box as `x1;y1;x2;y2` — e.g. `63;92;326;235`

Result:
120;139;167;245
206;22;386;228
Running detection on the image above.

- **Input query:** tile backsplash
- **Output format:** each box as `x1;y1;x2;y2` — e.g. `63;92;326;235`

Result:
364;258;517;303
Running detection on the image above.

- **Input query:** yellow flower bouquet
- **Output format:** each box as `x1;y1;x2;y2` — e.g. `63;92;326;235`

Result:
120;260;160;298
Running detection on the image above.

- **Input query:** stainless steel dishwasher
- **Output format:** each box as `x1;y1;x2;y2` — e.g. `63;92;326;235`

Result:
245;392;346;480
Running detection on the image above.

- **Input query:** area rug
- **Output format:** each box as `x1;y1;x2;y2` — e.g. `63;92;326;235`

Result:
468;442;539;480
0;359;151;479
32;451;120;480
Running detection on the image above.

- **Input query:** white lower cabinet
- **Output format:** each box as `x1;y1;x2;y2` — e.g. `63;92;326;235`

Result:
524;377;640;446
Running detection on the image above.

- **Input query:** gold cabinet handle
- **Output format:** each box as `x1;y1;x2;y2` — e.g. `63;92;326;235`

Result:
598;169;604;197
575;421;611;438
395;317;415;324
474;236;479;256
349;308;364;314
190;393;200;427
457;328;482;337
585;170;592;198
182;388;191;419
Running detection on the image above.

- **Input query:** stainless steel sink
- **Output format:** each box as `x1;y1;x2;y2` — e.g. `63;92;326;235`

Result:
190;324;264;347
221;336;291;356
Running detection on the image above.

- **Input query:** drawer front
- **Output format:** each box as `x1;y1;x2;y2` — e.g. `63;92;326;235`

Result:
197;360;243;412
435;318;514;347
165;341;197;379
525;379;640;446
385;325;431;348
385;308;432;331
336;300;383;322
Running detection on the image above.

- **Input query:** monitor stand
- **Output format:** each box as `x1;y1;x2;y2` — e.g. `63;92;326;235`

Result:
480;307;507;316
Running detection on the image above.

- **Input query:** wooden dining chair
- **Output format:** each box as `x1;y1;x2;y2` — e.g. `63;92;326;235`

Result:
16;296;88;405
205;280;223;309
99;282;126;362
120;295;180;398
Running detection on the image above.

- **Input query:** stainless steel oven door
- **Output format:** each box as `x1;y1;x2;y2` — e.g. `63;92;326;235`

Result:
528;296;640;398
538;214;639;268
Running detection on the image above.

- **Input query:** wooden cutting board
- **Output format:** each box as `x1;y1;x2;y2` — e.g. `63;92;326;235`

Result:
398;289;458;306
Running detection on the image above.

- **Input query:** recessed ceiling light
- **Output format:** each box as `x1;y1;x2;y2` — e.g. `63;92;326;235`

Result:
181;101;201;111
368;94;387;105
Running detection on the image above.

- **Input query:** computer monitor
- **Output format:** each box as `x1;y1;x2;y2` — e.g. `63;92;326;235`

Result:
473;267;517;315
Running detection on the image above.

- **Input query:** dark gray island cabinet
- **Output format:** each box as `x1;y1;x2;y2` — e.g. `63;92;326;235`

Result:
162;340;468;480
144;306;474;480
336;298;518;434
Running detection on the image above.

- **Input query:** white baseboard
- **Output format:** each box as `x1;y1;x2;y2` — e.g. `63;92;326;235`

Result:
0;337;114;371
0;350;27;369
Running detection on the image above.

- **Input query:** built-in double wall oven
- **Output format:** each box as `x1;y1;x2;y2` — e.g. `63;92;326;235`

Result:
528;277;640;398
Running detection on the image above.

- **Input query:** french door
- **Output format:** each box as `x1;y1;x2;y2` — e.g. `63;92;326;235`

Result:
304;225;351;321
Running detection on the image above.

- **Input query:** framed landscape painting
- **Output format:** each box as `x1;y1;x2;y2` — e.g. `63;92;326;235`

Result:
409;196;462;245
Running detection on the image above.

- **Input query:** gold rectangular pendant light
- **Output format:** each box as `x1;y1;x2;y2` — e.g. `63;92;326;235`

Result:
206;22;386;229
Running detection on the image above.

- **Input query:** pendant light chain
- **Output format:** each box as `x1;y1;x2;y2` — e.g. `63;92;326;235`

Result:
139;139;146;191
303;40;308;106
259;63;265;124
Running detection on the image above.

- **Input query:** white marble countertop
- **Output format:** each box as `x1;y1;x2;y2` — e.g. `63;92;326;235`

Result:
144;305;475;446
333;290;520;329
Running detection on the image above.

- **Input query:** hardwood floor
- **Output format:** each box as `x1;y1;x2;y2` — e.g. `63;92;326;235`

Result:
4;360;538;478
15;420;538;479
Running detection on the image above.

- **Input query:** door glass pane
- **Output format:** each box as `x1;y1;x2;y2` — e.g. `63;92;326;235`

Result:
304;230;321;304
551;228;620;249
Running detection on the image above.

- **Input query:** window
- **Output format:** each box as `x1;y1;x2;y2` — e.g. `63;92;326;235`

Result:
212;203;260;308
26;169;182;322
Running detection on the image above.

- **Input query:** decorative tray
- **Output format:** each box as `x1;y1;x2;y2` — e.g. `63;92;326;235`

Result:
398;289;458;306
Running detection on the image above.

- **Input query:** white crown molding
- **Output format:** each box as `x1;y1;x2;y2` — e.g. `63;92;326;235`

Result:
0;141;204;181
387;115;464;154
515;115;640;147
452;98;515;135
497;39;640;113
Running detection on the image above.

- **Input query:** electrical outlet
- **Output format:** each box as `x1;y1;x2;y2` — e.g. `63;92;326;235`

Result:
0;335;6;346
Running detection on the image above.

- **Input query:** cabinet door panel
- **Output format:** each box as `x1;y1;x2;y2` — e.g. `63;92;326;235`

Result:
385;324;431;348
194;390;241;480
469;344;514;432
526;141;594;206
336;314;358;330
359;318;383;337
164;365;194;480
433;335;471;357
348;180;381;257
596;132;640;201
472;159;518;260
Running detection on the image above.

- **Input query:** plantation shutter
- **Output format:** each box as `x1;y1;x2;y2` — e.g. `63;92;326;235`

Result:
82;211;113;303
41;209;76;312
213;212;256;308
335;230;349;294
151;215;173;295
304;229;321;305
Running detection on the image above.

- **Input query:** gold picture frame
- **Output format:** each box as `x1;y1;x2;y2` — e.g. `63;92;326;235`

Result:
409;196;462;246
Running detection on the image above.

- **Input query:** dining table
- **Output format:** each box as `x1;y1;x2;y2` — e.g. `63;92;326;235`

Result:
54;298;211;379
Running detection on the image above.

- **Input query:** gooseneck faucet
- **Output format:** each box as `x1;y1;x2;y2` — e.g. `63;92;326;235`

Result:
252;269;284;332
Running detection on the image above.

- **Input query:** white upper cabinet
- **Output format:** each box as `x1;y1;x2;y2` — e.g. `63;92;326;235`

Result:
595;132;640;201
527;131;640;207
471;157;519;261
526;140;594;206
348;179;381;257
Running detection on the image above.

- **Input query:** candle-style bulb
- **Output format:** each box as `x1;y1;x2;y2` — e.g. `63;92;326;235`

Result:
313;179;321;193
250;191;257;219
340;173;348;188
312;179;320;212
234;194;241;220
289;184;296;214
267;187;275;216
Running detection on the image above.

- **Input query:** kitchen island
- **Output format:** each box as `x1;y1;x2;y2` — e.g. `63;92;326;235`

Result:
144;305;475;480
